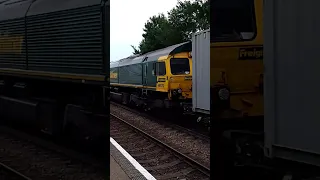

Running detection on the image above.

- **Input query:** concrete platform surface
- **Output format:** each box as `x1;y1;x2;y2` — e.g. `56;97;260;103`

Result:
110;137;156;180
110;154;130;180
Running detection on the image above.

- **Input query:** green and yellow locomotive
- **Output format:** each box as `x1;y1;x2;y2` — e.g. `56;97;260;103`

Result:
110;42;192;110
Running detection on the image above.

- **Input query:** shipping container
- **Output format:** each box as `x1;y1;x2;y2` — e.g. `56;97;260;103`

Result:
191;29;210;115
264;0;320;167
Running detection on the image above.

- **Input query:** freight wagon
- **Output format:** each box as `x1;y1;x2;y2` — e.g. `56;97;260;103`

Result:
110;42;192;111
189;29;211;125
262;0;320;178
0;0;109;144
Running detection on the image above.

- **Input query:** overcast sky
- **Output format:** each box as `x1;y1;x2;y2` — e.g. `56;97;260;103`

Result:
110;0;179;62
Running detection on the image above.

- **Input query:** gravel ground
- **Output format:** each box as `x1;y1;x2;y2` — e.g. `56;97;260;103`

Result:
110;116;209;180
0;132;106;180
110;104;210;168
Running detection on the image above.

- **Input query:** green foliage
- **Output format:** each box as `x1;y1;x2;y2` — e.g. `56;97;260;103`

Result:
169;0;210;40
131;0;209;55
131;45;140;55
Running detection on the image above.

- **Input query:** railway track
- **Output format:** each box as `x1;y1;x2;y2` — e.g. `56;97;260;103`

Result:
111;101;209;140
0;126;106;180
110;113;210;180
0;162;31;180
110;103;210;168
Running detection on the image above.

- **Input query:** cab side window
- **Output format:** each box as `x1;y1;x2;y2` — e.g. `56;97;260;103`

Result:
153;62;166;76
212;0;256;42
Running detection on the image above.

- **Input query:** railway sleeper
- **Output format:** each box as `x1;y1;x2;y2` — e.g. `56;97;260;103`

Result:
145;160;181;171
130;144;155;152
132;149;162;158
138;154;171;164
154;167;195;180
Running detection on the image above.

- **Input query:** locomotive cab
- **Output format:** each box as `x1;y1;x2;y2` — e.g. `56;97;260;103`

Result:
155;52;192;101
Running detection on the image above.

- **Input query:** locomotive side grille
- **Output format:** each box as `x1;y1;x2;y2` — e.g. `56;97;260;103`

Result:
0;18;27;69
26;5;103;74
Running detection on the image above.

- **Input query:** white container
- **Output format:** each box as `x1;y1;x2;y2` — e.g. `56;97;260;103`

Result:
191;29;210;115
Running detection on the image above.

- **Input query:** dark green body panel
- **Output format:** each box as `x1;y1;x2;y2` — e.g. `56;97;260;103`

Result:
0;1;110;76
142;61;157;87
119;64;143;85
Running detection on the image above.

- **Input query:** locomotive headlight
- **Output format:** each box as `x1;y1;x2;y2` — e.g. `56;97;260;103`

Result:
218;88;230;100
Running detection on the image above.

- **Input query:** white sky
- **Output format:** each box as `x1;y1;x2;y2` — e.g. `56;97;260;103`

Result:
110;0;179;62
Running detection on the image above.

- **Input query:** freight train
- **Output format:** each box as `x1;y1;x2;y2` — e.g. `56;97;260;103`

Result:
109;0;263;125
0;0;109;144
212;0;320;179
110;42;192;111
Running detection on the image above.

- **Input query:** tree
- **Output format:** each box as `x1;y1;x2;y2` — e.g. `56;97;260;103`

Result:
131;14;183;55
131;0;209;55
131;45;140;55
168;0;210;40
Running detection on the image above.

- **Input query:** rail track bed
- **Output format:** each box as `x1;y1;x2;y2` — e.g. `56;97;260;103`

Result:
111;101;210;136
110;102;210;145
110;103;210;167
0;126;106;180
110;112;210;180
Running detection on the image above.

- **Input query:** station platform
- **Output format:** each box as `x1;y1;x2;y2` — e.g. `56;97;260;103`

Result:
110;137;156;180
110;154;130;180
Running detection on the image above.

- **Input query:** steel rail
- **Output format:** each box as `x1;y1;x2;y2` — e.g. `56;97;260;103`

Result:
110;112;211;178
110;101;210;141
